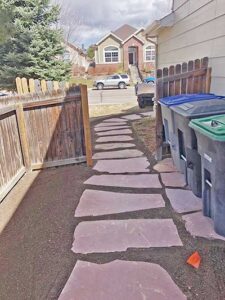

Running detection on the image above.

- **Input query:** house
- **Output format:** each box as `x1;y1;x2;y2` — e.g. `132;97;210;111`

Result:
144;0;225;95
93;24;156;75
64;42;89;76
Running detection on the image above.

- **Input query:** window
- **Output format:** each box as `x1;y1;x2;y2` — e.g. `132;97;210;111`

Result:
112;75;120;79
121;74;128;79
104;46;119;63
145;45;155;61
63;50;71;61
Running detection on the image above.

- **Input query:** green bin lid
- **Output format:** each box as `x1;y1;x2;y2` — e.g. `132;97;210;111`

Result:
189;114;225;141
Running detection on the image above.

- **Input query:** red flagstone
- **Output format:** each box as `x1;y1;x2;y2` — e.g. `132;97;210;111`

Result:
182;212;225;241
93;157;149;173
96;135;134;143
95;143;135;150
96;129;132;136
122;114;142;120
72;219;183;254
154;158;178;173
58;260;187;300
104;118;126;122
95;122;127;127
75;190;165;217
84;174;161;188
166;189;202;213
95;126;130;132
93;149;143;160
141;111;155;117
161;172;186;187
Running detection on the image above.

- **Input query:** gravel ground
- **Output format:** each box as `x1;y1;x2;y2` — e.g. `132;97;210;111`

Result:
0;108;225;300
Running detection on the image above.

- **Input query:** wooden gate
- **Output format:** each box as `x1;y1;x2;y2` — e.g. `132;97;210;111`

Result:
0;85;92;202
155;57;212;158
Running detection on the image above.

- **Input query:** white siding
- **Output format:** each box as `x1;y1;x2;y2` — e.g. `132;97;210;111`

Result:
158;0;225;95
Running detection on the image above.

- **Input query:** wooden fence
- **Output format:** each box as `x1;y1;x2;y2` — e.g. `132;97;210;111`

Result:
0;85;92;203
16;77;70;95
155;57;212;159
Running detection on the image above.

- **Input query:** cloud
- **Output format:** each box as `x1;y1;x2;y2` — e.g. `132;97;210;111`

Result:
54;0;172;47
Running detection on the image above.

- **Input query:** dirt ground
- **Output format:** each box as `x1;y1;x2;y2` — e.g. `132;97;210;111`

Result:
0;108;225;300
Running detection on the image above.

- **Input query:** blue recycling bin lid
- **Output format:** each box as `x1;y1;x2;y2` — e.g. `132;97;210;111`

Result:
159;93;223;107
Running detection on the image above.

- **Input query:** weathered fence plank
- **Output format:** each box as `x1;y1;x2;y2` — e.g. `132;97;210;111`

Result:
0;85;92;202
0;107;25;202
16;77;70;95
80;84;93;167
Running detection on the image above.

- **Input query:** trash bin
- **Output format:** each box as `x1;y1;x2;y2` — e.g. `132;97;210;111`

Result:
171;98;225;197
189;114;225;237
159;94;222;174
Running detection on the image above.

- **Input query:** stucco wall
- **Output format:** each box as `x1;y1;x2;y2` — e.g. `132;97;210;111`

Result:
95;36;122;64
158;0;225;95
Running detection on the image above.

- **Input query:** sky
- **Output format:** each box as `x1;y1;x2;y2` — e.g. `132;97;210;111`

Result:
55;0;173;48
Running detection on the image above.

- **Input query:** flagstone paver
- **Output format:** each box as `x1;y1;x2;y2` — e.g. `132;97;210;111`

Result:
103;118;126;122
182;212;225;241
154;158;178;173
140;111;155;117
96;129;132;136
161;172;186;187
95;143;135;150
85;174;162;188
122;114;142;120
58;260;187;300
72;219;183;253
93;149;143;160
95;126;130;132
93;157;149;173
95;122;127;127
75;190;165;217
96;135;134;143
166;189;202;213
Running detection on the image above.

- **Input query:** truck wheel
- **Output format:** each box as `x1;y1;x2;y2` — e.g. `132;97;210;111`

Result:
138;101;146;108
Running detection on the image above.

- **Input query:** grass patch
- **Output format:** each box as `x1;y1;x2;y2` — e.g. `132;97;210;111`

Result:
132;117;156;154
89;102;140;118
70;77;93;88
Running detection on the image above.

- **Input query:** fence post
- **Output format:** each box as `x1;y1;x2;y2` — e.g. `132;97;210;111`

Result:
29;79;35;93
16;77;23;95
80;84;93;167
16;104;31;169
21;78;29;94
205;67;212;93
41;80;47;93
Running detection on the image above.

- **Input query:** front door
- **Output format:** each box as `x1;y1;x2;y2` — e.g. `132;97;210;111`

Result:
129;52;134;65
128;47;137;65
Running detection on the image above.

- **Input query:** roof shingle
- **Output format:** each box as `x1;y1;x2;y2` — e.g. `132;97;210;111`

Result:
112;24;137;41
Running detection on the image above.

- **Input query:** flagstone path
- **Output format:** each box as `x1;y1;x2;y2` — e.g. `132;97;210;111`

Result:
58;260;186;300
59;113;225;299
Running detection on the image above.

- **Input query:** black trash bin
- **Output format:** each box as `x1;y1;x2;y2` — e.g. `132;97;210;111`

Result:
190;115;225;237
171;98;225;197
159;94;220;172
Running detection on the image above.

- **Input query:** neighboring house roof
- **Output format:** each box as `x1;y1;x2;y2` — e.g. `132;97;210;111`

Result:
112;24;137;41
95;24;151;47
122;28;145;45
95;32;123;46
65;42;87;57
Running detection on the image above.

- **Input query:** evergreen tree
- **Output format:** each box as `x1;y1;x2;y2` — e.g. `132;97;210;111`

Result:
87;45;95;60
0;0;71;90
